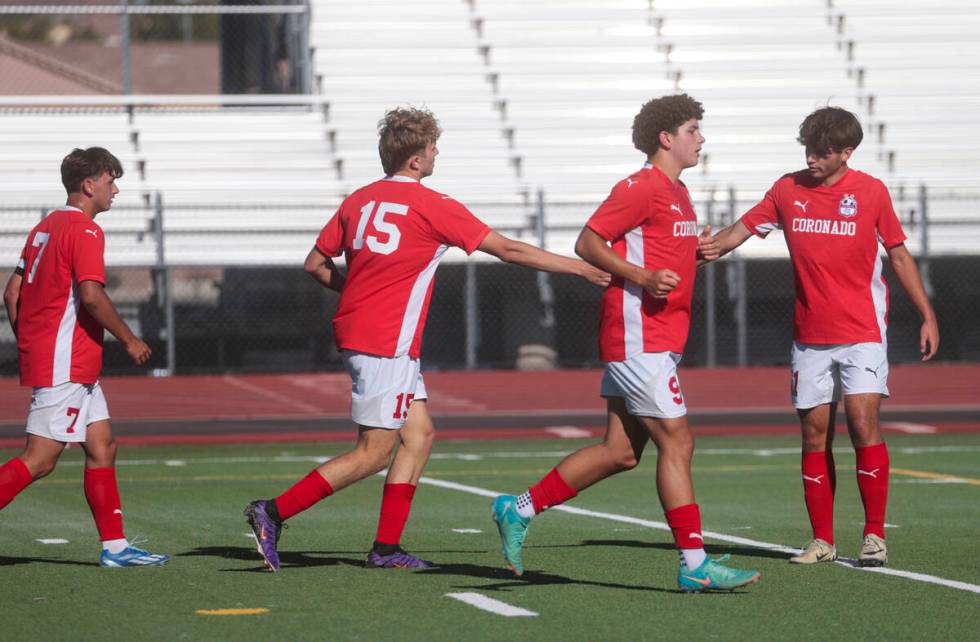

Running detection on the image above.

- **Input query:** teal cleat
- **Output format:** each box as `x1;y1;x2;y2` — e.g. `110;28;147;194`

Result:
100;546;170;568
491;495;530;576
677;554;760;592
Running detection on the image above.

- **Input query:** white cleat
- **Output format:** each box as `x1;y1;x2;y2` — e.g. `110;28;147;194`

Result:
858;534;888;567
789;538;837;564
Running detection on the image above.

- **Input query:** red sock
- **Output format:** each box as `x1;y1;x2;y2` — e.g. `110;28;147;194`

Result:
84;467;125;541
275;470;334;521
856;443;890;538
375;483;417;546
665;503;703;549
802;451;836;544
0;457;33;511
528;467;577;513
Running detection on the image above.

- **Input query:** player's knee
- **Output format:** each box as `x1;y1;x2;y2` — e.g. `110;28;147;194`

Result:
848;416;880;444
410;423;435;448
611;448;640;471
86;439;117;467
26;457;58;480
663;432;694;462
801;420;829;446
367;448;392;474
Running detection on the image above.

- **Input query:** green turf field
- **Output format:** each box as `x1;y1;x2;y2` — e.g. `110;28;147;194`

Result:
2;433;978;641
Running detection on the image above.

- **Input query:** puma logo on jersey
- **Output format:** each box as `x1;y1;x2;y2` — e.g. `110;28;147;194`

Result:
865;366;879;376
626;178;638;189
113;509;123;515
793;200;809;213
802;474;825;484
670;204;683;215
858;468;880;478
688;533;703;541
85;229;99;237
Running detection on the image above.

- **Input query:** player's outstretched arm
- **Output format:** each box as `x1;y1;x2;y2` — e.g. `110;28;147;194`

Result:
78;280;151;365
304;247;345;293
3;272;21;336
710;220;754;259
575;227;677;298
478;230;610;286
887;243;939;360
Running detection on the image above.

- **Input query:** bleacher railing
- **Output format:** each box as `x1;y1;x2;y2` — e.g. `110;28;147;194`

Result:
2;186;978;377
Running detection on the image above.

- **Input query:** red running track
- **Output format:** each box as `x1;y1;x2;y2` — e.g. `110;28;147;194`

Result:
0;364;977;446
2;364;978;421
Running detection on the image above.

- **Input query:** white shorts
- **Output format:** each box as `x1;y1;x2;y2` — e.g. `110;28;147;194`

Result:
600;352;687;419
341;351;428;430
790;342;889;409
26;381;110;443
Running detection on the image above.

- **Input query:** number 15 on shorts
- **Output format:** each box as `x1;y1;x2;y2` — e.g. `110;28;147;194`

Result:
393;393;415;420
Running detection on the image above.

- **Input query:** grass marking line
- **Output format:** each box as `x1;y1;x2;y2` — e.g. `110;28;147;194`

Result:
452;528;483;534
38;444;980;469
195;608;269;616
544;426;594;439
445;592;537;617
892;467;980;486
419;476;980;596
36;538;69;544
883;422;938;434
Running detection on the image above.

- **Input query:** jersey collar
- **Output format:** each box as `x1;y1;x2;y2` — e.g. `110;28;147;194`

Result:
383;175;419;183
641;163;677;188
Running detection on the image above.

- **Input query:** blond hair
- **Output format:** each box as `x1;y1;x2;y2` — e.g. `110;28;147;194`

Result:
378;107;442;175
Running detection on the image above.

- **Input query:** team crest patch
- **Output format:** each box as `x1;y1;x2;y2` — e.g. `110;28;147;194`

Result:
838;194;858;218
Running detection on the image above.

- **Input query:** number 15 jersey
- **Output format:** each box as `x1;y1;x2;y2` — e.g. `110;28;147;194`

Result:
315;176;491;359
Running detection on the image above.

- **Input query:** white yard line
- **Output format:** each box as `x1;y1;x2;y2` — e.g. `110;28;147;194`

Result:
36;538;69;544
445;592;537;617
883;422;938;434
40;448;980;593
544;426;594;439
420;477;980;596
50;444;980;468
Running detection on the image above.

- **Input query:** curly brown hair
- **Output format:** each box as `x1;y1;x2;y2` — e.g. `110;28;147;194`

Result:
378;107;442;175
61;147;123;194
797;106;863;154
632;94;704;156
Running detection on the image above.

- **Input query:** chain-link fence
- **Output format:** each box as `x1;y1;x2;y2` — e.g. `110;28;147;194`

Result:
1;188;978;377
0;1;310;95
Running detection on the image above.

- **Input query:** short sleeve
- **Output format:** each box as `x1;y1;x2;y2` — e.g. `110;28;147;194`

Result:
741;181;782;238
875;182;907;248
14;246;26;275
72;224;105;285
427;195;491;255
314;209;346;257
585;178;650;241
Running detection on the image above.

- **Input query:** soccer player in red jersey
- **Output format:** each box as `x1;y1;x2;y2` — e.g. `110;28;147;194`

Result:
0;147;169;567
708;107;939;566
491;95;761;592
244;107;608;572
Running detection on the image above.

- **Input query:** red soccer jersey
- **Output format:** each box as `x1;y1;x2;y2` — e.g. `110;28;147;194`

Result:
587;165;700;362
740;169;907;344
315;176;491;358
15;207;106;387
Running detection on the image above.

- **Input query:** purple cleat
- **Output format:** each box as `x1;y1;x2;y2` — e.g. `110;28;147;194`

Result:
244;499;283;572
365;546;434;569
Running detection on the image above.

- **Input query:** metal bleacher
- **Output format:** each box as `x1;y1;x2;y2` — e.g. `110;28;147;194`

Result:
1;0;978;266
310;0;530;230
